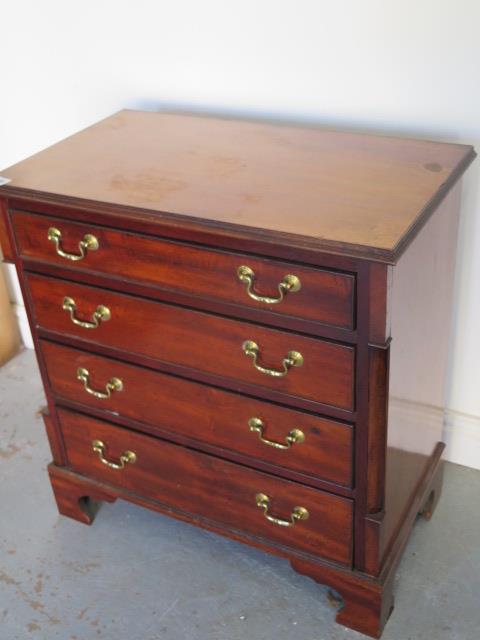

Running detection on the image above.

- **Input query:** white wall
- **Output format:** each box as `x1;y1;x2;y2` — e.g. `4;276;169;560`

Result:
1;0;479;466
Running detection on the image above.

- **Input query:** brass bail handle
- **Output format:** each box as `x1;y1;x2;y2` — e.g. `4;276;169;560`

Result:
248;417;305;450
91;440;136;470
48;227;99;261
237;265;301;304
77;367;123;399
255;493;309;527
242;340;303;377
62;296;111;329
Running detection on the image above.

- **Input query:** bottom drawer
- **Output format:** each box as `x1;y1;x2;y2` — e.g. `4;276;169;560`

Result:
58;408;353;566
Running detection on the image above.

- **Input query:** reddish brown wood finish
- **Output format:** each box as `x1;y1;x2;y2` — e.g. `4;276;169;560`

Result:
8;197;363;274
23;257;357;343
49;464;117;524
364;445;444;578
1;110;475;262
367;346;389;513
359;186;463;577
26;274;355;411
0;198;14;261
367;262;390;344
47;462;386;640
40;407;65;465
58;408;354;565
291;558;394;639
41;340;354;487
3;112;473;639
12;210;355;330
46;444;444;639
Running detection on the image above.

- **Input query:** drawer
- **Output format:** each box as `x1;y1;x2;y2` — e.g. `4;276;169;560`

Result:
27;274;355;411
12;211;355;330
58;408;354;565
41;341;354;487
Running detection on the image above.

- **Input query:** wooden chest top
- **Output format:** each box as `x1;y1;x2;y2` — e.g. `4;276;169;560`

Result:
0;110;474;262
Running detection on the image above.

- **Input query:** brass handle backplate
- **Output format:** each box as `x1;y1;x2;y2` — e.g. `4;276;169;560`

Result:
255;493;309;527
237;266;301;304
242;340;303;377
62;296;111;329
248;417;305;450
77;367;123;399
91;439;136;470
48;227;99;261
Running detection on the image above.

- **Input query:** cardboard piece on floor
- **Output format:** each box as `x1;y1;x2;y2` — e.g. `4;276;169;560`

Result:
0;266;20;365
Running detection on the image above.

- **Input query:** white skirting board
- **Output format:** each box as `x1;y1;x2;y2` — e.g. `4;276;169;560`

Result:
444;409;480;470
389;396;480;471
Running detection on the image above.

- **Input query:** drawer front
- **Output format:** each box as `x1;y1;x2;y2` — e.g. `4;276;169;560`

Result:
58;408;353;565
12;211;355;330
42;341;354;487
27;275;355;411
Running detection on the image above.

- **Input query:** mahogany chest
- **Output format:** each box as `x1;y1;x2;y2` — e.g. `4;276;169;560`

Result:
0;111;475;637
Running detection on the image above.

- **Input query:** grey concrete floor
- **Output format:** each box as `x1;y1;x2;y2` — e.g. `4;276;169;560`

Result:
1;349;479;640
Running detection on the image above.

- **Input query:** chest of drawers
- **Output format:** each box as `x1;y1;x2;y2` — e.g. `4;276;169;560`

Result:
0;111;475;637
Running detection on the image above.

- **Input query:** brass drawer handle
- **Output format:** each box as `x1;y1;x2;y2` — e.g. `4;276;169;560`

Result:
255;493;309;527
248;417;305;450
91;439;136;470
77;367;123;399
62;296;111;329
242;340;303;377
237;266;301;304
48;227;99;261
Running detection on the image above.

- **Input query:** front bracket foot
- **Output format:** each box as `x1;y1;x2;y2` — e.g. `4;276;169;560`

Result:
290;558;394;638
48;464;117;525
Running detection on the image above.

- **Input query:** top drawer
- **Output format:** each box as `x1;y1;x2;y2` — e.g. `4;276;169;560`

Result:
11;211;355;331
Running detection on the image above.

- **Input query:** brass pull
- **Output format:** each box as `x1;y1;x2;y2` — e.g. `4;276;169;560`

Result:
242;340;303;377
91;439;136;470
237;266;301;304
48;227;99;261
77;367;123;399
62;296;111;329
255;493;309;527
248;417;305;450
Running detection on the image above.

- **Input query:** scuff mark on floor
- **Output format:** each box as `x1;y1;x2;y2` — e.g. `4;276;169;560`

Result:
61;560;101;575
0;444;20;459
34;574;44;594
0;570;60;626
157;598;179;623
77;607;88;620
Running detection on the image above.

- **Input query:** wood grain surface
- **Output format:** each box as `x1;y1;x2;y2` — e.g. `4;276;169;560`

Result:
4;108;472;638
41;340;354;487
27;274;355;410
12;209;355;330
1;110;475;261
58;408;354;565
0;198;14;261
